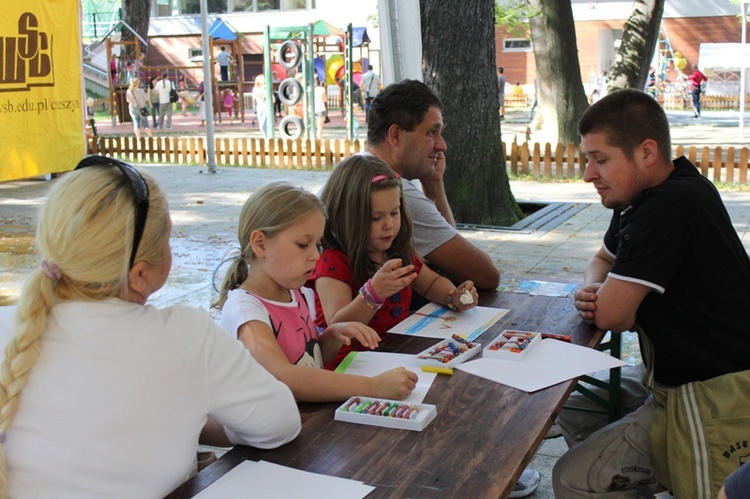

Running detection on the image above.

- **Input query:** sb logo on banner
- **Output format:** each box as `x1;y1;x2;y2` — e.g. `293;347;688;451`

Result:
0;13;54;91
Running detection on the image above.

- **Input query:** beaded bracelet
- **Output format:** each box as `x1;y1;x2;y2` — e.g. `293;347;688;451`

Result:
447;288;459;311
359;279;385;310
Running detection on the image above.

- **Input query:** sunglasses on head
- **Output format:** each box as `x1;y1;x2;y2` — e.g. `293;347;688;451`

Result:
74;156;150;269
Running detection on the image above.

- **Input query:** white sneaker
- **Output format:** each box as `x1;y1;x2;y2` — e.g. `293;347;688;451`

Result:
509;468;541;498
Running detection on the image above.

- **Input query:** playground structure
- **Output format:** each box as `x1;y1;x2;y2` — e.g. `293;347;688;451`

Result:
98;19;246;126
261;21;374;141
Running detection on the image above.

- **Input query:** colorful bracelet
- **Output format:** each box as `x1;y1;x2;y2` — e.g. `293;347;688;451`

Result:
359;279;385;310
447;289;459;311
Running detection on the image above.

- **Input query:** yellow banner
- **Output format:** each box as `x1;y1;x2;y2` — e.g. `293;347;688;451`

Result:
0;0;86;181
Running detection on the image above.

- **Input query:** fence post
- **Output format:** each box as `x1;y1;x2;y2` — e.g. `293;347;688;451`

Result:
726;147;736;184
712;146;723;182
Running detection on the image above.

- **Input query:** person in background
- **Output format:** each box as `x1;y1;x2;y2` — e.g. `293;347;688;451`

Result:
364;80;501;291
309;154;478;367
222;89;235;125
217;45;232;82
148;76;160;129
213;181;417;402
196;80;206;127
0;157;300;498
688;64;708;118
360;64;381;123
178;75;190;116
154;71;174;130
553;88;750;498
109;54;117;85
313;76;327;141
253;74;269;139
125;78;153;141
497;67;506;120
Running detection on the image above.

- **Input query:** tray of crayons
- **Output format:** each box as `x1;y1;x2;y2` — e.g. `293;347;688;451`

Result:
483;330;541;361
413;334;481;368
334;397;437;431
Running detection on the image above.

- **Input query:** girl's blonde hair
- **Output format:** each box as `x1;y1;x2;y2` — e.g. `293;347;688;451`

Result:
320;154;414;285
212;181;325;310
0;165;169;494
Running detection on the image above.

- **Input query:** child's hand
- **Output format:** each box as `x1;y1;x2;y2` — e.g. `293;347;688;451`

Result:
372;367;418;400
371;259;418;299
325;322;381;349
451;281;478;312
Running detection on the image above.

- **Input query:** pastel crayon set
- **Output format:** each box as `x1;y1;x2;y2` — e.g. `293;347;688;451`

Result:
483;330;541;361
334;397;437;431
413;334;481;368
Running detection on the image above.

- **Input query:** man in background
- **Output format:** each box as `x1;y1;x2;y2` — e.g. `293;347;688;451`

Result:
360;64;381;122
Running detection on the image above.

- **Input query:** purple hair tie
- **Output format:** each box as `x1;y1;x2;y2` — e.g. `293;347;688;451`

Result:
40;260;62;283
371;172;400;183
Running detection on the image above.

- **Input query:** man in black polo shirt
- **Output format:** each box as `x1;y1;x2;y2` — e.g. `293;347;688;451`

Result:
553;89;750;498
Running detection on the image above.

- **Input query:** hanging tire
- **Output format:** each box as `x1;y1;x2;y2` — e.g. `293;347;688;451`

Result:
278;40;302;70
279;116;304;140
278;78;303;106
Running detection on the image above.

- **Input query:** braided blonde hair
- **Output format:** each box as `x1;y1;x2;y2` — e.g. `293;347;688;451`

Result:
0;165;169;495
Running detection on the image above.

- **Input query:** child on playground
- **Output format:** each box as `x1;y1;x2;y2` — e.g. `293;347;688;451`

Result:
223;88;235;124
213;181;418;402
308;154;478;367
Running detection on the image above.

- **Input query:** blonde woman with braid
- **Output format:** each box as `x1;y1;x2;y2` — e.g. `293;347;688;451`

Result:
0;157;300;498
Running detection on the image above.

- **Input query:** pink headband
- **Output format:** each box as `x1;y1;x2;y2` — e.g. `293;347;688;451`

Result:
371;172;401;183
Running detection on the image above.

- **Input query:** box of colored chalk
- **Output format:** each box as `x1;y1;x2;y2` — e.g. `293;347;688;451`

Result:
483;330;541;361
413;334;481;368
334;397;437;431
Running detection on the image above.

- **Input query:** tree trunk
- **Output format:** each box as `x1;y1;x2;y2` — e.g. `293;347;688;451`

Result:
526;0;589;145
121;0;150;59
421;0;522;226
607;0;665;92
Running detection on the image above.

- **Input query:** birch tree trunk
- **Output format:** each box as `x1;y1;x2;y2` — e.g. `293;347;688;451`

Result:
526;0;589;145
606;0;666;92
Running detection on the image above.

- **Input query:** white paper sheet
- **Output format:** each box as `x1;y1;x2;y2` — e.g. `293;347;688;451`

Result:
387;303;509;341
456;339;627;392
194;460;375;498
334;351;436;403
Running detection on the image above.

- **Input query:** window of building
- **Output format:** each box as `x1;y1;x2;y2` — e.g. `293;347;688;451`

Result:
281;0;307;9
257;0;281;10
504;38;532;52
188;48;203;61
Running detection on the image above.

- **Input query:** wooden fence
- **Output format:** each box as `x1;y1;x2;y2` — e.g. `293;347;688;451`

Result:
88;135;750;184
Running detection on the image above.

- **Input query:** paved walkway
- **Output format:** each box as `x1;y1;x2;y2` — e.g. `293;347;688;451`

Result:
1;111;749;497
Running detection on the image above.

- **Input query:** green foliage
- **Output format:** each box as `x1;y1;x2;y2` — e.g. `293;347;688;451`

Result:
494;0;529;36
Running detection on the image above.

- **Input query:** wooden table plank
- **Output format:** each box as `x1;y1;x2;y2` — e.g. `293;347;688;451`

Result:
167;291;600;499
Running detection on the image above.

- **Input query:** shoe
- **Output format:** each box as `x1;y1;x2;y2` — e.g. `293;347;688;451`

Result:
544;423;562;439
509;468;541;498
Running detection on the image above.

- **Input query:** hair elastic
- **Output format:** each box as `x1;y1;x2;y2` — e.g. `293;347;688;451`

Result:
40;260;62;283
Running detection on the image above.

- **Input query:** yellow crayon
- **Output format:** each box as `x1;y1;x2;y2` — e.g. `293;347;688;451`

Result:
421;366;454;376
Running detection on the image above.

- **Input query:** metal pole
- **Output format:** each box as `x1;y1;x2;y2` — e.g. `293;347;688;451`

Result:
263;26;274;139
740;1;748;138
200;0;217;172
346;24;353;141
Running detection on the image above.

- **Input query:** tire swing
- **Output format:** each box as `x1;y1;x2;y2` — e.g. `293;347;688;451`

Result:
278;40;302;70
279;115;303;140
278;78;303;106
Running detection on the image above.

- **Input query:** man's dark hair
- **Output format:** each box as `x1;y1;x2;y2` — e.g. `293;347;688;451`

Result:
578;88;671;164
367;64;373;70
366;80;442;145
497;67;504;73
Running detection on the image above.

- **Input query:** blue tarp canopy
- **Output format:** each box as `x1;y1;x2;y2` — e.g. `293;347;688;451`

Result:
352;27;370;47
209;18;237;41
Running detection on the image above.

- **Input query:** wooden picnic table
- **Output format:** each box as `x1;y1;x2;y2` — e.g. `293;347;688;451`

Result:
166;290;602;499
